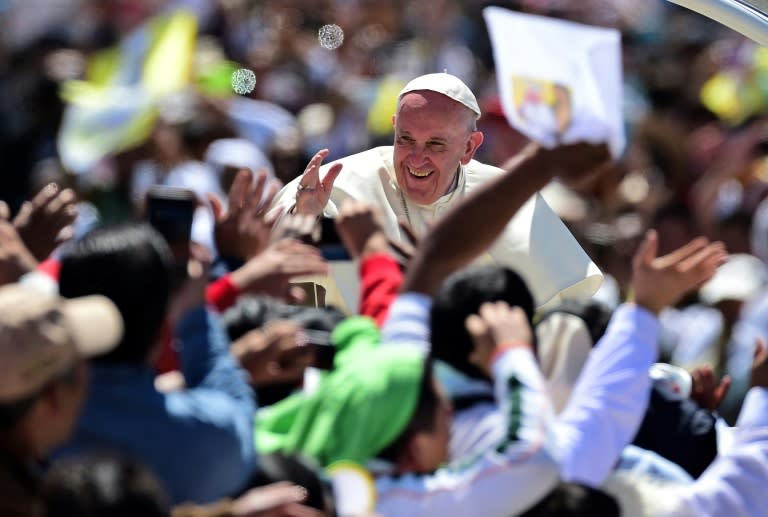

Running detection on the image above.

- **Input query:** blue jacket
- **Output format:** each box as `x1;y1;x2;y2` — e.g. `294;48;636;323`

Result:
58;307;257;504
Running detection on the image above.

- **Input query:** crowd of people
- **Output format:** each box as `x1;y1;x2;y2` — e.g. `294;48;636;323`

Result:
3;0;768;515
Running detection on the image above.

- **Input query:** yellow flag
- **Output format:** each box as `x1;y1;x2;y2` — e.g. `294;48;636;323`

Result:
59;9;198;174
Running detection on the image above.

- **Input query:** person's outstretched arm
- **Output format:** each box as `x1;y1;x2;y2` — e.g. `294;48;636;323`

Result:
555;231;727;486
376;302;559;517
678;345;768;517
402;142;610;297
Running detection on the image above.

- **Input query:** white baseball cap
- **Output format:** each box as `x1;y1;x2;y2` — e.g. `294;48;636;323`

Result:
397;73;481;119
204;138;275;177
699;253;768;305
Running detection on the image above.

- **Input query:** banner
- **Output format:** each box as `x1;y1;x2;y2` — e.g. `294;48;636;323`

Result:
483;7;625;158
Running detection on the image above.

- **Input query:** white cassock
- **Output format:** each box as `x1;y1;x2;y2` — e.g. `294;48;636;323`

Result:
270;146;602;311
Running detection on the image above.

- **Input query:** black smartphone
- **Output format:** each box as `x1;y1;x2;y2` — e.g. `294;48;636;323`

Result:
318;217;351;261
145;186;196;285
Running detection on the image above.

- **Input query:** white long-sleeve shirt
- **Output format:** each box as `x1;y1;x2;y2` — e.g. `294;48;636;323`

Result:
374;348;559;517
383;293;768;516
676;387;768;517
382;294;659;487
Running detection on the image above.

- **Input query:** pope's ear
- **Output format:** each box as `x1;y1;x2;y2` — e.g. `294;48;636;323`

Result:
392;114;397;127
461;131;484;165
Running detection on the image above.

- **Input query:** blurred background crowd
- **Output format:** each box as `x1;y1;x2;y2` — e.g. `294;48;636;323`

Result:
4;0;768;418
2;0;768;510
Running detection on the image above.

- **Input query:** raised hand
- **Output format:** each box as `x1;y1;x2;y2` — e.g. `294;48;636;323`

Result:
294;149;343;216
230;320;314;387
501;142;612;191
751;338;768;389
334;200;389;259
544;142;612;187
0;219;38;286
690;365;731;411
465;301;533;377
230;481;322;517
270;212;320;245
172;481;322;517
387;218;420;266
12;183;78;260
209;168;280;261
229;239;329;302
631;230;728;314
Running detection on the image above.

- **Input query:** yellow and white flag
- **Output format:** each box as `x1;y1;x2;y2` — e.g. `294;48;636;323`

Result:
58;9;198;174
483;7;625;158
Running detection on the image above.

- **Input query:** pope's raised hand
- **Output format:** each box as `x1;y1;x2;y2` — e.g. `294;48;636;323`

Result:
294;149;343;216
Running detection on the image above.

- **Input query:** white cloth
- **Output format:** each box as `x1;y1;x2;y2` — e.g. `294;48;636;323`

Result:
383;294;658;487
555;303;658;486
374;348;559;517
535;311;594;413
658;304;724;370
271;146;603;309
483;7;625;158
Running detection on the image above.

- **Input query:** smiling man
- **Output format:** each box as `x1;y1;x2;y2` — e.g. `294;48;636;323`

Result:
270;73;604;308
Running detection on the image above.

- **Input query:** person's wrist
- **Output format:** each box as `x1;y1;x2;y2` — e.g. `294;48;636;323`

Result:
229;264;262;294
490;341;531;364
361;232;390;259
294;192;322;217
631;293;664;315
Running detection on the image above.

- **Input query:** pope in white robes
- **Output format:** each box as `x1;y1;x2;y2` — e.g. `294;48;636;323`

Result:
270;73;603;310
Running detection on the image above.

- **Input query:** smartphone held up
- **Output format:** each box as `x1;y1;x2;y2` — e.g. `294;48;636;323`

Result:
145;186;197;288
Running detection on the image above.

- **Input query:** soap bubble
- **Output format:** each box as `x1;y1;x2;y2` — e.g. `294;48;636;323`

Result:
318;24;344;50
231;68;257;95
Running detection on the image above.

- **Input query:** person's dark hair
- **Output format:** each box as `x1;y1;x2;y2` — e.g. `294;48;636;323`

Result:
430;266;535;380
42;452;170;517
223;296;346;342
59;223;173;364
376;358;438;464
223;296;347;406
518;482;620;516
250;453;336;515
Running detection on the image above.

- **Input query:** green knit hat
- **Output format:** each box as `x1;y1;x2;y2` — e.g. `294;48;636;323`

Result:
256;317;427;467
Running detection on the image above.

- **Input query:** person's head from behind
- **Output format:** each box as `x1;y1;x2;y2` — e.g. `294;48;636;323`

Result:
251;452;336;515
259;343;452;475
376;357;452;474
42;452;169;517
0;284;122;459
601;470;688;517
393;73;484;205
58;223;173;365
430;265;535;380
519;482;620;517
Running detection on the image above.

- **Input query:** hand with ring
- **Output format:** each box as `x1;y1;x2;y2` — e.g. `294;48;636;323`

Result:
294;149;343;216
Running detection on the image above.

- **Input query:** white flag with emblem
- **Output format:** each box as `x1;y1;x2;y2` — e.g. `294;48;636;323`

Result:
483;6;625;158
